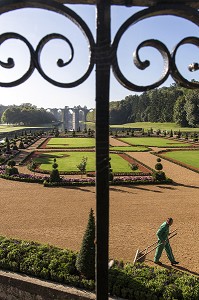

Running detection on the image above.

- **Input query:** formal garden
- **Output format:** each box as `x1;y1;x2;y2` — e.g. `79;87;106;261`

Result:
0;128;198;186
0;127;198;299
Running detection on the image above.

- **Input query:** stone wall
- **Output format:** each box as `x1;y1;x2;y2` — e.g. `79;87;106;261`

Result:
0;270;95;300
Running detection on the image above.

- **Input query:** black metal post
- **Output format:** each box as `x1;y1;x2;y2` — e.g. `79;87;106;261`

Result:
95;1;111;299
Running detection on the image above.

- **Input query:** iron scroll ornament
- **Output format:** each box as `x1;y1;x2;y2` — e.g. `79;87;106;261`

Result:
0;0;95;88
111;4;199;91
0;1;198;91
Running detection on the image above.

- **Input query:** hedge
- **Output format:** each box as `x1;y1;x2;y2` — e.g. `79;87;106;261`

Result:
0;236;198;299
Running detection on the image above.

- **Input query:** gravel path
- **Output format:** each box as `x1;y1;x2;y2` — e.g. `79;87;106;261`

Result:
0;137;198;277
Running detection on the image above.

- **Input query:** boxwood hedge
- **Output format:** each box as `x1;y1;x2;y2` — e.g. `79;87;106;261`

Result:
0;236;198;299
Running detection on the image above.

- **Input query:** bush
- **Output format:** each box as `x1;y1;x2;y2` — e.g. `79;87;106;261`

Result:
162;283;182;300
155;157;163;171
153;171;166;181
19;140;25;149
155;163;163;171
5;166;19;176
50;158;61;182
109;158;114;181
50;169;61;183
130;163;138;171
76;208;95;280
7;160;16;168
0;235;198;298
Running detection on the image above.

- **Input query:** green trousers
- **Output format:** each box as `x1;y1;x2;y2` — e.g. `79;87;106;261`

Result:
154;240;175;263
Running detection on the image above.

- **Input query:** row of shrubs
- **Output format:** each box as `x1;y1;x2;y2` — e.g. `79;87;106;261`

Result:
0;154;172;186
0;133;44;165
0;169;171;187
0;236;94;291
0;236;198;299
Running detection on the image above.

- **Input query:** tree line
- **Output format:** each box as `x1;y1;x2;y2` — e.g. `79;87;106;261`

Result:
0;103;57;125
87;84;199;127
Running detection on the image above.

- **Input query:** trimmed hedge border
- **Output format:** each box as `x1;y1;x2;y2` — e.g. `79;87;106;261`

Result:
0;236;198;300
0;169;172;187
116;137;197;148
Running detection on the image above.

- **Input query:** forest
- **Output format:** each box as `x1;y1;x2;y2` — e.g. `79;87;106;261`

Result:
87;84;199;128
0;103;56;125
0;84;198;127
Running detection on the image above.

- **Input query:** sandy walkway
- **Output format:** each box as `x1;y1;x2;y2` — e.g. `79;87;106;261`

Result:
0;138;198;277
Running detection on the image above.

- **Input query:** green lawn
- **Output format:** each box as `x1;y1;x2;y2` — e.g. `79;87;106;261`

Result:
34;151;138;173
162;150;199;169
0;125;45;133
46;138;95;148
110;122;199;133
0;126;26;133
119;137;191;148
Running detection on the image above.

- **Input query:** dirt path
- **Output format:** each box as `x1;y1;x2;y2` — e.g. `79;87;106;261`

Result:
0;138;198;277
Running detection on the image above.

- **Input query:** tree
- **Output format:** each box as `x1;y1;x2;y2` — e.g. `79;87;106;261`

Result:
173;96;188;127
184;90;199;127
77;156;88;175
1;104;57;125
76;208;95;279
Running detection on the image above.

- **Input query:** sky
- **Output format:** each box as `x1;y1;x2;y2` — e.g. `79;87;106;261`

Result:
0;4;198;110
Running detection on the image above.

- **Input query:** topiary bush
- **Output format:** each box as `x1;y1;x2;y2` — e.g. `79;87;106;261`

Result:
129;163;138;171
76;208;95;280
19;139;25;149
109;158;114;181
153;171;166;181
154;158;166;181
155;158;163;171
5;166;19;176
50;158;61;182
5;160;19;176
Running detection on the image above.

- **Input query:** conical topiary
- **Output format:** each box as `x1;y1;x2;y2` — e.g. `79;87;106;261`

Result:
153;158;166;181
50;158;61;182
76;208;95;279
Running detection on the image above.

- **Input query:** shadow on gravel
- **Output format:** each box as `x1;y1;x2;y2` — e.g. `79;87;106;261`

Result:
172;182;199;189
58;186;95;193
110;185;163;193
146;259;199;277
110;187;134;193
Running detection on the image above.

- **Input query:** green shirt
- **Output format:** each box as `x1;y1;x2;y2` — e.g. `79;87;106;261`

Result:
156;221;169;242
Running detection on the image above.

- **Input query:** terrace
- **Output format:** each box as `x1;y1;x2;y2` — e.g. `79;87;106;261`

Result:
0;0;198;299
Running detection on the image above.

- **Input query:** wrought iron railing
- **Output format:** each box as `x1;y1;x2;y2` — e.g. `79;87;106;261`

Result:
0;1;198;299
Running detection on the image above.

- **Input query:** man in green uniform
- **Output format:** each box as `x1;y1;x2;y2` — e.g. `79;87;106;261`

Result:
154;217;179;266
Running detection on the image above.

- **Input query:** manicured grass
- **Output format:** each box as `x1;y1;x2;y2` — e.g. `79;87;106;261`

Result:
162;150;199;169
119;137;191;147
0;125;45;133
110;146;149;152
34;152;137;173
46;138;95;148
0;126;26;133
110;122;199;132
